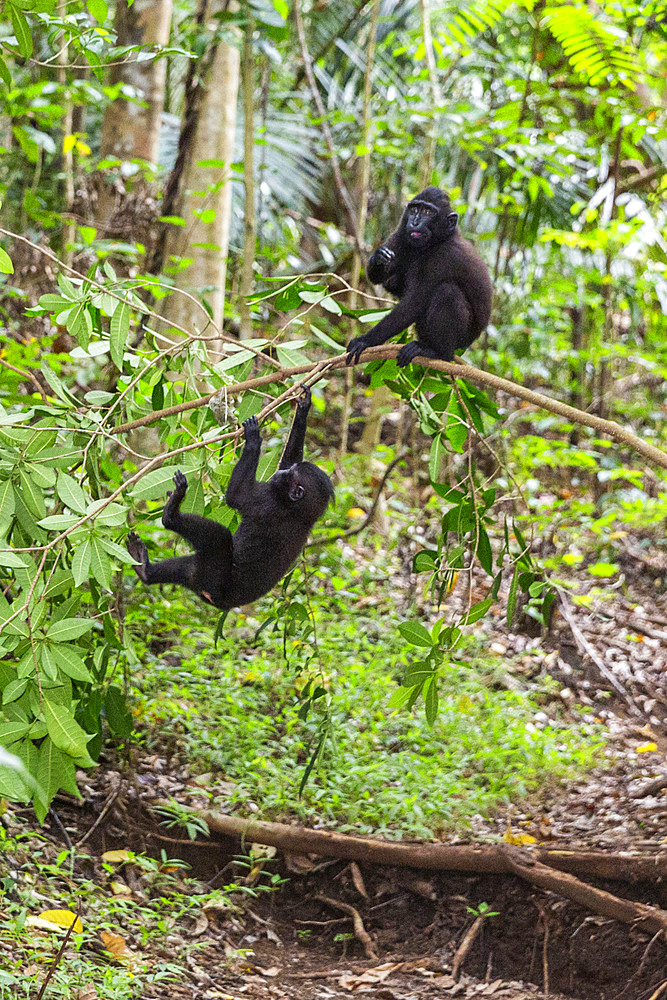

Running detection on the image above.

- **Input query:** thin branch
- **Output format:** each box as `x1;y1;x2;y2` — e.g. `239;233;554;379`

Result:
108;344;667;471
292;0;364;259
0;357;47;402
308;452;408;548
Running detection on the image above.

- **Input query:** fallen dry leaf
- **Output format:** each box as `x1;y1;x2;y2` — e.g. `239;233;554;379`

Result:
101;850;132;863
28;910;83;933
339;962;404;990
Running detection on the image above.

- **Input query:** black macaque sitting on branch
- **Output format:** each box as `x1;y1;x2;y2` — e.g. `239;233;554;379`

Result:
346;187;493;368
126;388;333;610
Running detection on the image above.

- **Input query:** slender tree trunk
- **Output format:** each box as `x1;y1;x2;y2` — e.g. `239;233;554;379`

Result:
96;0;173;230
160;1;240;352
340;0;380;459
418;0;442;188
239;12;256;340
57;1;74;267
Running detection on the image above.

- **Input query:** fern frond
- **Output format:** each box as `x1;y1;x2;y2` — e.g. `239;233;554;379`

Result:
439;0;530;49
543;5;640;89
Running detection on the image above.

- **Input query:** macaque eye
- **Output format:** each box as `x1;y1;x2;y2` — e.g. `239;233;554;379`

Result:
292;485;305;501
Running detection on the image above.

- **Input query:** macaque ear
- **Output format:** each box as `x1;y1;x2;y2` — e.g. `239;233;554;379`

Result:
446;211;458;232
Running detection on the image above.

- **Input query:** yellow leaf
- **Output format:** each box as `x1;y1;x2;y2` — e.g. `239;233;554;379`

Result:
637;742;658;753
63;134;77;154
503;828;536;845
101;849;132;863
35;909;83;933
76;140;91;156
608;531;627;540
347;507;366;519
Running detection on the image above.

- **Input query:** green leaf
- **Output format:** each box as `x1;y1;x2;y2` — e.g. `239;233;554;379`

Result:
42;701;92;760
428;433;446;484
0;480;15;522
110;301;130;370
458;597;493;626
506;566;520;628
0;247;13;274
424;676;439;725
404;660;434;686
0;549;28;568
38;514;79;530
18;468;45;519
39;293;73;311
476;528;493;576
445;401;468;452
9;4;33;58
89;535;111;588
104;686;132;738
46;618;94;642
0;720;29;745
3;677;29;704
0;55;11;88
46;644;92;683
87;0;108;22
34;736;80;821
67;301;92;349
57;473;88;514
130;466;182;501
398;621;434;647
100;538;138;565
413;550;437;573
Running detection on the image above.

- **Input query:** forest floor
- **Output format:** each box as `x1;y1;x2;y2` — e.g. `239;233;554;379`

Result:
3;547;667;1000
2;485;667;1000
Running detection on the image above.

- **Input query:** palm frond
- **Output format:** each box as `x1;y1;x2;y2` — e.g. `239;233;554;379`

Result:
542;5;640;89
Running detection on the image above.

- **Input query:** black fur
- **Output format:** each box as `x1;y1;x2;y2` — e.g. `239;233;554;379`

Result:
346;187;493;367
126;389;333;610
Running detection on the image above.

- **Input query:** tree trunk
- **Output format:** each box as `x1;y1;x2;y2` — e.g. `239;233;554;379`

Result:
341;0;380;459
159;1;240;352
96;0;173;229
239;14;256;340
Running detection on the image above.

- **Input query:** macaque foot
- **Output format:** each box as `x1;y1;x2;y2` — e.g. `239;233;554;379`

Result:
167;469;188;501
396;341;440;367
242;415;260;442
296;385;311;410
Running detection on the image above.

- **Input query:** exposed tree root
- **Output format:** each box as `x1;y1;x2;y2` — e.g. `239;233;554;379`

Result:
186;806;667;883
451;915;484;980
314;894;378;960
502;847;667;936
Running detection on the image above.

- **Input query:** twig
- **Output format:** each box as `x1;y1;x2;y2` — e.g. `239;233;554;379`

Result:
629;775;667;800
74;776;121;848
451;915;483;980
292;1;364;258
0;356;48;402
308;452;408;548
556;591;643;718
615;929;664;999
314;894;378;960
35;903;81;1000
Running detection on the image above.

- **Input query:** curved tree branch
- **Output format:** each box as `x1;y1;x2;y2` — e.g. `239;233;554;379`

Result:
110;345;667;471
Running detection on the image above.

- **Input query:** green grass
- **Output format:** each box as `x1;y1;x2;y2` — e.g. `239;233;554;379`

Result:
125;556;604;838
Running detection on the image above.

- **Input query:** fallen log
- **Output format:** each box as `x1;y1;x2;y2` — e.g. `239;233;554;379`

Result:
161;806;667;883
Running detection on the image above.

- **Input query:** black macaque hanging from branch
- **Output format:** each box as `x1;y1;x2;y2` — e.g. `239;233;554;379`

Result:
126;388;333;610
